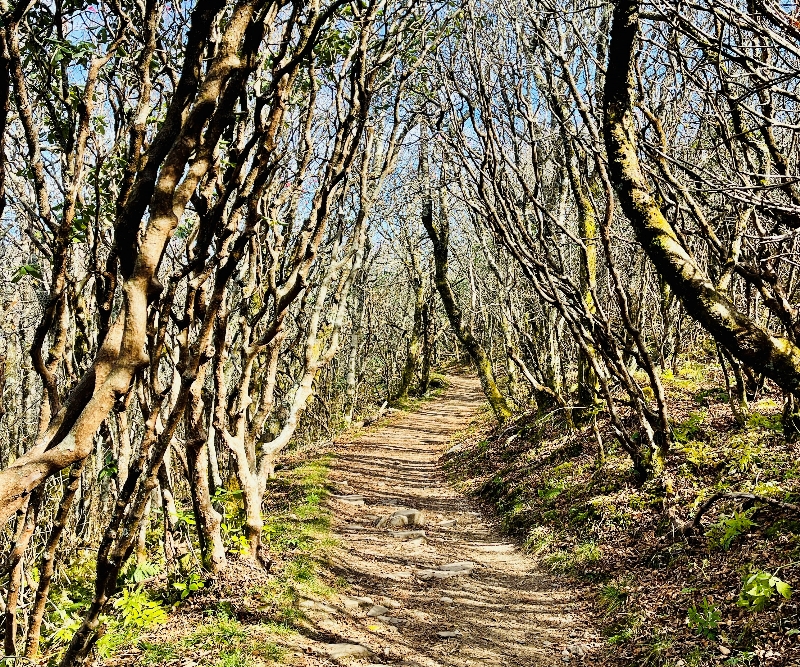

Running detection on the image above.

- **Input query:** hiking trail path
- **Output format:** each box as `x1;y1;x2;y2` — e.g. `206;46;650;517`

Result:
309;374;592;666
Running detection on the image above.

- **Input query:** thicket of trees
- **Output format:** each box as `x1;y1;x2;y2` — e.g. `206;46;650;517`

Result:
1;0;799;663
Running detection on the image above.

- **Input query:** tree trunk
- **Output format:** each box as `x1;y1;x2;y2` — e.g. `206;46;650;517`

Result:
419;297;433;394
420;141;512;422
186;440;226;572
25;463;84;658
397;277;424;401
4;492;39;657
603;0;800;394
186;368;226;572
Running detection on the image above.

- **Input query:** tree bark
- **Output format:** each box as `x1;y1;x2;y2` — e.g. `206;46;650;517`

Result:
25;463;84;658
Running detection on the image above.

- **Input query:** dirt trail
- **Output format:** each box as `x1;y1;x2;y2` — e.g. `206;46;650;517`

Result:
311;375;590;666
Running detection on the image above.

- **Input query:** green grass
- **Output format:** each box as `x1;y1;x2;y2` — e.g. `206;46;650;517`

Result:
114;455;339;666
191;615;248;646
138;612;290;666
544;540;602;573
599;581;629;615
215;651;250;667
640;631;673;666
252;456;341;619
255;642;286;662
140;640;179;664
605;612;642;645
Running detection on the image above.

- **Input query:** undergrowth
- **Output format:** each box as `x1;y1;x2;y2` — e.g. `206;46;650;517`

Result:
444;357;800;667
37;454;339;666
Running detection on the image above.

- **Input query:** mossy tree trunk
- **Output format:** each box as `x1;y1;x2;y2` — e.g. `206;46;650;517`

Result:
604;0;800;398
397;254;424;401
419;137;512;423
419;296;434;394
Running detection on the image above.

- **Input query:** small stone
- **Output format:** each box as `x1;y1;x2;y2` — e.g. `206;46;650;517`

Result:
377;615;406;625
568;643;587;658
439;561;475;572
562;649;571;662
367;605;389;617
341;595;373;611
437;519;457;528
383;599;402;609
719;646;731;656
435;570;462;579
387;515;408;528
437;630;462;639
392;508;425;525
440;596;453;603
418;569;464;580
298;599;336;613
333;494;365;506
320;643;372;659
391;530;426;540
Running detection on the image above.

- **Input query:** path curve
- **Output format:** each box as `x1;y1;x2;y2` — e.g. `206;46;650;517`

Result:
315;375;587;666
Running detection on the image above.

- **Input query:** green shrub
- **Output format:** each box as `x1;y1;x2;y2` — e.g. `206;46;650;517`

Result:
737;569;792;611
121;561;160;586
545;541;601;573
725;435;763;472
673;411;706;443
706;509;757;550
746;412;782;432
172;571;205;600
114;587;167;629
687;599;721;639
682;439;715;468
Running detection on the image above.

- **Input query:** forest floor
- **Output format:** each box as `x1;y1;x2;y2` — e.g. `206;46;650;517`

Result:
105;375;593;667
444;362;800;667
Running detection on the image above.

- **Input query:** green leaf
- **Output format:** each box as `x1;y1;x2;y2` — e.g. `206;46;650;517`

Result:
12;263;43;283
775;581;792;599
